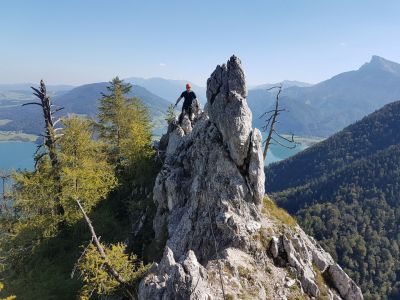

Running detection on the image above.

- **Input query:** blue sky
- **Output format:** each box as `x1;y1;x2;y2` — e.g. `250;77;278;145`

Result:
1;0;400;86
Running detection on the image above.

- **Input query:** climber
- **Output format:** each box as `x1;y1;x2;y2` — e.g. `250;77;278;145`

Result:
174;83;199;124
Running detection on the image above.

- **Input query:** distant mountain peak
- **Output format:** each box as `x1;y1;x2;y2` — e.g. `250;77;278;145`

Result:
249;80;312;90
360;55;400;74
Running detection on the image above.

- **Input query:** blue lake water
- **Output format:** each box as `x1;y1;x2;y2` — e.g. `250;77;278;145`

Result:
266;142;306;165
0;141;36;171
0;137;311;194
0;141;36;194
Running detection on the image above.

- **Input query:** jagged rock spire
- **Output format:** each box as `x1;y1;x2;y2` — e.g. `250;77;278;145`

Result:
207;55;252;167
139;56;363;300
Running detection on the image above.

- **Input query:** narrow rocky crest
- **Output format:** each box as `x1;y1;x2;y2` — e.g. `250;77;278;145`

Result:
139;56;363;300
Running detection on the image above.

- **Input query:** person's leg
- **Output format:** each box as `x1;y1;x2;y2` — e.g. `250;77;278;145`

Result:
179;107;187;124
188;106;193;121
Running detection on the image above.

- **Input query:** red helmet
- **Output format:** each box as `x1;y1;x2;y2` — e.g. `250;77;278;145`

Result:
186;83;191;89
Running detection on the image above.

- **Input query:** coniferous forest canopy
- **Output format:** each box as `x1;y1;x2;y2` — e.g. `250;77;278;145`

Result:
0;78;162;299
267;101;400;299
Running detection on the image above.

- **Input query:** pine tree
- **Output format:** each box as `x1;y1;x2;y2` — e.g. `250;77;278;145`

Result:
165;104;177;123
96;78;161;259
97;77;158;199
97;77;133;167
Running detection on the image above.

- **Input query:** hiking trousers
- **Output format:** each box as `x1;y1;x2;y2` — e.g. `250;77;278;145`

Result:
179;106;193;124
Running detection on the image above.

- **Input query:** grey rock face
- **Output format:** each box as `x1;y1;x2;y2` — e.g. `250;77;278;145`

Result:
152;117;262;262
139;56;362;300
269;229;363;300
139;247;210;300
327;264;364;300
207;56;252;168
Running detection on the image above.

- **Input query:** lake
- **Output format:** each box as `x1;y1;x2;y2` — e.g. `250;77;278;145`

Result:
0;141;36;171
263;132;323;165
266;142;306;165
0;141;36;194
0;135;322;194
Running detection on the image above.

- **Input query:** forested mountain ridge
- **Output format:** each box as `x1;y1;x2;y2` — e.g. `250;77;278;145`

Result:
249;56;400;137
267;100;400;192
0;82;170;135
267;100;400;299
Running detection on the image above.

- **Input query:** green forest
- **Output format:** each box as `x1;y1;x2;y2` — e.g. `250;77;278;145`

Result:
0;78;162;299
267;101;400;299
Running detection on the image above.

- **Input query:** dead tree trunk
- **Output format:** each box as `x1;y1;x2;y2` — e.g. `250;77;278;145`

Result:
260;85;296;161
23;80;64;215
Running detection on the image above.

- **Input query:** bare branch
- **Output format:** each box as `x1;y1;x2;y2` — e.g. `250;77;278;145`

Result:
258;109;276;118
262;86;282;160
22;102;43;107
30;87;42;96
51;107;64;114
266;85;282;91
271;137;297;149
53;119;62;126
273;130;296;143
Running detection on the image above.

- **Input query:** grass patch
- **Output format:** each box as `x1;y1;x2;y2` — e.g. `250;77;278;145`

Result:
313;266;330;300
237;266;252;281
263;197;297;227
0;119;11;126
287;277;308;300
0;131;38;142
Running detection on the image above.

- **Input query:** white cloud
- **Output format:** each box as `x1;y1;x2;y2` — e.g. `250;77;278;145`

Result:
339;42;347;47
159;63;166;67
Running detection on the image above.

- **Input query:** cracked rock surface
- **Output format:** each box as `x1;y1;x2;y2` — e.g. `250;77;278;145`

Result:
139;56;363;300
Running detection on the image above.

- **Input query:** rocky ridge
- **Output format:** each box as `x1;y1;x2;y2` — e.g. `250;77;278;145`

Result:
139;56;363;300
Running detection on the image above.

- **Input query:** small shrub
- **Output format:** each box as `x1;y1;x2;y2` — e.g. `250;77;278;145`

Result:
77;242;150;299
226;294;235;300
237;266;252;281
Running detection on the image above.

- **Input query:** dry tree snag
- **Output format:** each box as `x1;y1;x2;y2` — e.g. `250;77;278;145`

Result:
24;80;64;166
259;85;296;161
75;199;135;299
23;80;65;214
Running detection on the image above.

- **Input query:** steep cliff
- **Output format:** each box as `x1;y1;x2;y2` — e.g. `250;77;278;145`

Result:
139;56;363;300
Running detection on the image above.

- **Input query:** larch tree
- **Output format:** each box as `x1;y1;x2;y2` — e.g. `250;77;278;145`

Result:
58;116;117;224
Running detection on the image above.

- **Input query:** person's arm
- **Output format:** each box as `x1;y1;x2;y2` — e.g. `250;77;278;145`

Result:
174;93;184;108
174;97;182;108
